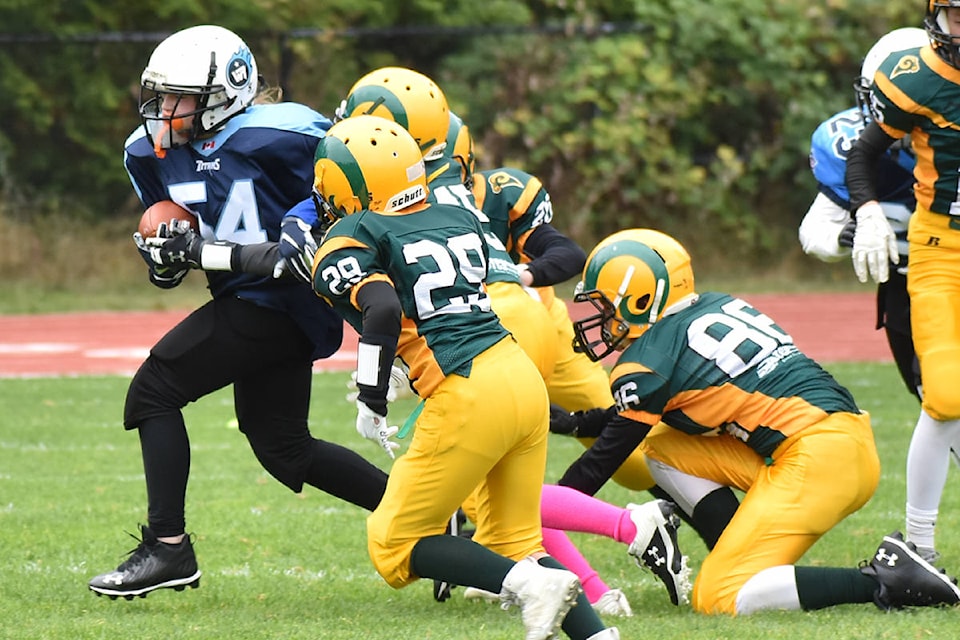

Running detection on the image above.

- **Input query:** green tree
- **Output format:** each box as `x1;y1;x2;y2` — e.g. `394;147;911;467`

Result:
0;0;922;267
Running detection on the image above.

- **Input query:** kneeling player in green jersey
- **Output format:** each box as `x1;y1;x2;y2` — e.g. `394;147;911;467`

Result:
557;228;960;616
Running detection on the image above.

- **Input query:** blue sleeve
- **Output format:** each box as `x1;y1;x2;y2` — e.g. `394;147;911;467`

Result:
810;108;865;205
284;197;319;226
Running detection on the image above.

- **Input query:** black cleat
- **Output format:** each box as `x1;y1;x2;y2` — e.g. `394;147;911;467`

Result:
860;531;960;610
626;500;692;605
88;525;201;599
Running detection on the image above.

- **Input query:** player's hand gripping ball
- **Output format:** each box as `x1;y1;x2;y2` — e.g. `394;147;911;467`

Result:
138;200;199;238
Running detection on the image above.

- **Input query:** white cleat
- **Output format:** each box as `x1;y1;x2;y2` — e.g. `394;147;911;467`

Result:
626;499;692;605
500;557;582;640
591;588;633;617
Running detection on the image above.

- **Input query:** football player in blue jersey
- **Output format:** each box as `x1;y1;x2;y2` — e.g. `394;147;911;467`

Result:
310;114;618;640
87;25;389;600
556;228;960;615
800;27;927;401
847;1;960;567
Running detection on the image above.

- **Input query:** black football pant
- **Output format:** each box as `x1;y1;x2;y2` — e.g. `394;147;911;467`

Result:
877;269;921;400
123;296;388;537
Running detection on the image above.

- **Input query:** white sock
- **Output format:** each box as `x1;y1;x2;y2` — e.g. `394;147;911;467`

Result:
646;457;724;516
905;409;960;550
735;565;800;615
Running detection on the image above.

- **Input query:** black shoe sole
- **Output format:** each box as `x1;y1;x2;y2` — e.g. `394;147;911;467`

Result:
89;573;201;600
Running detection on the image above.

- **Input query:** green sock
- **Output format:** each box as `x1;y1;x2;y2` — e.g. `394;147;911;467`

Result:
409;534;513;593
795;566;876;609
538;555;605;637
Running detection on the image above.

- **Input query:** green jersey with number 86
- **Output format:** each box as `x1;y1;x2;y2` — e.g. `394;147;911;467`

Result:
611;292;860;459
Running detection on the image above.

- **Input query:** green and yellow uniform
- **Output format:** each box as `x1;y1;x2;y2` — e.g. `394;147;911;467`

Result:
426;160;557;381
313;203;549;588
872;44;960;420
563;292;879;614
474;167;654;490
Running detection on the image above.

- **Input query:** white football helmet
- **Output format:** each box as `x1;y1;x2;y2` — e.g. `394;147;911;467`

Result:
139;25;259;156
854;27;928;121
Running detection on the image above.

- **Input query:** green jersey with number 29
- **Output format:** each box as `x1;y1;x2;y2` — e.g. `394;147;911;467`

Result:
313;203;508;396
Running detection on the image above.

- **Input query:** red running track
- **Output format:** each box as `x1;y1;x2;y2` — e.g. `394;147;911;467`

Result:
0;292;890;378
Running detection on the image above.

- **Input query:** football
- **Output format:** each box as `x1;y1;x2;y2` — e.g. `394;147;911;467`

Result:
138;200;199;237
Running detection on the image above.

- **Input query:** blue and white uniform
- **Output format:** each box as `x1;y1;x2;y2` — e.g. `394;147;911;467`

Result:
124;102;342;360
121;102;389;540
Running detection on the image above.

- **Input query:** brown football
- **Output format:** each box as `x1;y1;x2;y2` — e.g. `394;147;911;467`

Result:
138;200;199;237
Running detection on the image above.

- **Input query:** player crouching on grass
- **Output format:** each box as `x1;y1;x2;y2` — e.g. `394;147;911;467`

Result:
553;228;960;615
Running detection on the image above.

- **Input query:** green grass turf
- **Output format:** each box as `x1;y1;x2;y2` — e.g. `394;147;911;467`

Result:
1;363;958;639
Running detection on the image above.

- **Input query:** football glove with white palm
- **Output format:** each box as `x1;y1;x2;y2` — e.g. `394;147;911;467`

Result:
346;363;412;403
852;201;899;284
355;400;400;459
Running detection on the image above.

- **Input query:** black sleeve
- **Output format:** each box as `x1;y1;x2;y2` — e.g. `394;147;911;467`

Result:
846;121;898;211
354;280;402;415
234;242;283;276
521;224;587;286
557;413;651;495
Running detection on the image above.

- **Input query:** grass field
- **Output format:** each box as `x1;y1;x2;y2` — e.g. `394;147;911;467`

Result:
2;362;959;639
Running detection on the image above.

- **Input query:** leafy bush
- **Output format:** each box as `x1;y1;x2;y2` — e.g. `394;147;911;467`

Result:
0;0;917;268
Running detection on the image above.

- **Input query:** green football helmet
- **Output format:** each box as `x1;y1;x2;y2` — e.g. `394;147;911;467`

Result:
573;228;696;361
312;115;428;232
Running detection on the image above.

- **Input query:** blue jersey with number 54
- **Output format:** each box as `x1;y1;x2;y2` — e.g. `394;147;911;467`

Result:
123;102;342;360
610;292;860;458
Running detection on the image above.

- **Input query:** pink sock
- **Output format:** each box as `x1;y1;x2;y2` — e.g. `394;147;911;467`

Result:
542;527;608;604
540;484;637;545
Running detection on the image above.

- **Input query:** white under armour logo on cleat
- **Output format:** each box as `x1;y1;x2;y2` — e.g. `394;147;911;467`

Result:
876;548;899;567
646;547;666;568
101;573;125;585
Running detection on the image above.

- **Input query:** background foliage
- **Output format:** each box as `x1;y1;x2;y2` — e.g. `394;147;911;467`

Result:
0;0;918;270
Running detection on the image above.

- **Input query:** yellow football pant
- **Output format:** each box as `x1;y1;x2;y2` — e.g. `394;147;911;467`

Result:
640;412;879;615
367;337;549;588
487;281;557;383
907;207;960;420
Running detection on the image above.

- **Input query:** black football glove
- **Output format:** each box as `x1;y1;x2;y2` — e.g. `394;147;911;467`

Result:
133;231;188;289
549;404;580;436
274;216;318;282
549;405;619;439
147;229;205;269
